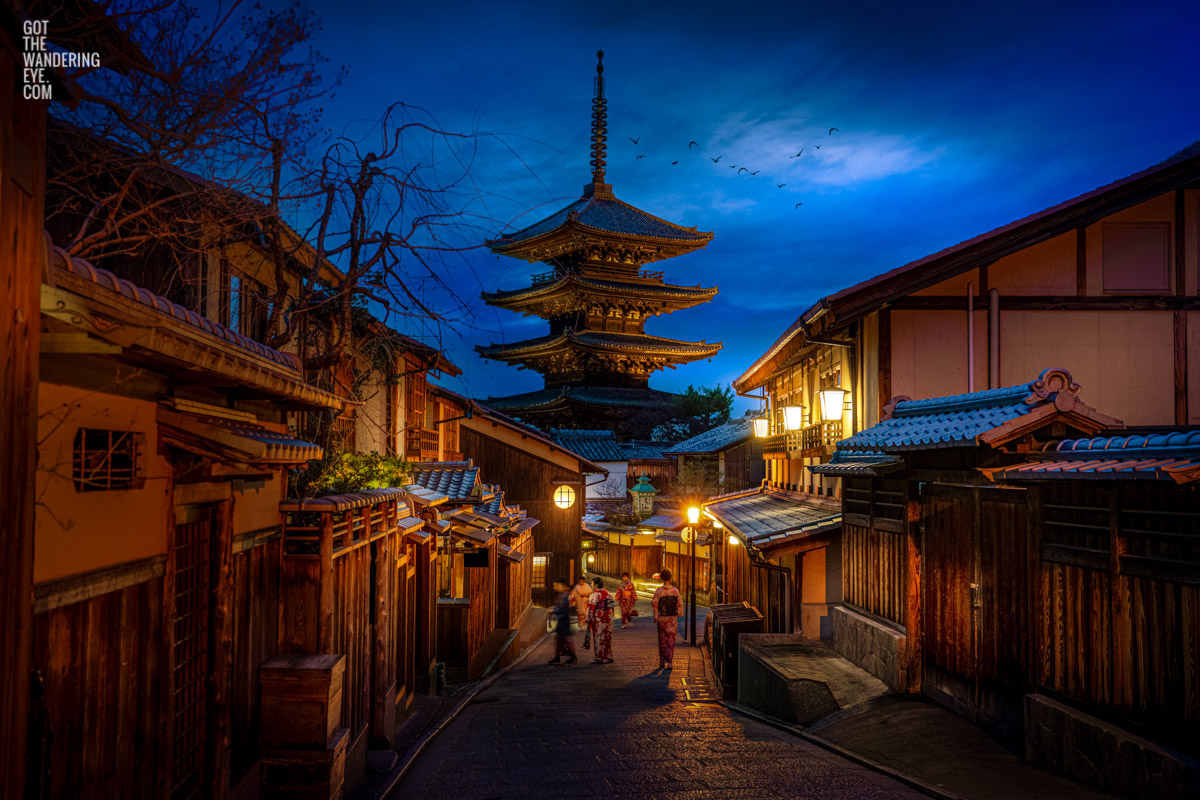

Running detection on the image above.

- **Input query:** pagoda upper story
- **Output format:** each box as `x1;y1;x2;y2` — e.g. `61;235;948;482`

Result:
479;50;720;421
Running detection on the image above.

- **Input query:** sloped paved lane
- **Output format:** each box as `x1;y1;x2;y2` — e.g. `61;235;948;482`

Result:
395;600;927;800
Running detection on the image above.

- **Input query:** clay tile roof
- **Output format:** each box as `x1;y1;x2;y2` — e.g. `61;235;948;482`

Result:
664;419;753;455
549;429;627;461
993;428;1200;484
490;195;712;247
705;486;841;551
808;451;905;477
409;463;489;503
53;246;300;371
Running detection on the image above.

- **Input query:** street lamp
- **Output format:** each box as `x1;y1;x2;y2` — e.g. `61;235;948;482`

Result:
782;405;804;431
686;505;706;646
818;387;847;422
751;416;769;438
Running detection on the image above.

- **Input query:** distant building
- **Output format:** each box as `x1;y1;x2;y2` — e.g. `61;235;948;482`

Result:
478;51;720;436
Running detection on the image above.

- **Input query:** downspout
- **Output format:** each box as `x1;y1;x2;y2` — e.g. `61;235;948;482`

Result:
967;282;975;393
988;288;1000;389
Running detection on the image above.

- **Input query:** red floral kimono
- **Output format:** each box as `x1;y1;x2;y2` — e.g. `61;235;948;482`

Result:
652;584;682;667
586;589;614;662
616;579;637;626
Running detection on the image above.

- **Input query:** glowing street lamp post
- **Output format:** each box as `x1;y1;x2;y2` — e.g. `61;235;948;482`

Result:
686;506;701;645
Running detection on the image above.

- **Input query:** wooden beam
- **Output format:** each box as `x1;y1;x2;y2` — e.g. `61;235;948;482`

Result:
207;500;234;800
893;295;1200;311
1175;310;1188;425
1077;227;1087;296
32;554;167;614
39;332;122;354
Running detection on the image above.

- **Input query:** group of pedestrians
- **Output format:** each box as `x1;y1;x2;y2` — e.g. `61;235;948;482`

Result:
548;569;683;670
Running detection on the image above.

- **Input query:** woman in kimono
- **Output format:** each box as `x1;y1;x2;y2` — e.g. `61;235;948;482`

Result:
651;569;682;669
586;578;615;664
616;572;638;628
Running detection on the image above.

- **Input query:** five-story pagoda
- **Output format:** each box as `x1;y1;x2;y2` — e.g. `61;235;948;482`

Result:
479;51;720;434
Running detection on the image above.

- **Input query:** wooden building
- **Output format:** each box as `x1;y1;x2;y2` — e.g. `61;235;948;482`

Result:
813;371;1199;798
550;427;675;499
664;415;765;496
431;386;606;604
478;51;719;435
32;246;342;798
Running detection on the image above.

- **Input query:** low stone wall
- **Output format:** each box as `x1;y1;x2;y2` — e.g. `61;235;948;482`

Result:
830;605;907;691
736;634;839;725
1024;694;1200;800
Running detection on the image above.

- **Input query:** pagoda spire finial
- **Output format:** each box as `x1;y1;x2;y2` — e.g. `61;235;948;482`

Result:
584;49;613;198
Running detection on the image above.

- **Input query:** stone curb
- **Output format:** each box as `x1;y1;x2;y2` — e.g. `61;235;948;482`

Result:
377;628;552;798
698;644;966;800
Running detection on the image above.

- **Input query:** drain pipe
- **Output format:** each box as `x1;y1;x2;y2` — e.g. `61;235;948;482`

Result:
988;289;1000;389
967;282;975;393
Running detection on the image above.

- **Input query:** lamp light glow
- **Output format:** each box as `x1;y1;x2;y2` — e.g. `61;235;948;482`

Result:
687;506;700;525
553;485;576;509
728;535;740;546
752;416;769;438
783;405;804;431
587;553;595;563
818;388;848;422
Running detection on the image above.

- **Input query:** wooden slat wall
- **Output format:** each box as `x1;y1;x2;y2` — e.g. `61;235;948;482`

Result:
923;489;975;681
664;551;710;600
588;542;631;580
1;28;43;796
465;544;496;666
504;534;535;628
229;534;281;781
842;522;907;626
435;602;468;665
332;542;371;741
631;545;663;581
30;578;164;799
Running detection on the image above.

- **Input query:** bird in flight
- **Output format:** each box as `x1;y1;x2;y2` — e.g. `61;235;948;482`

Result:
749;170;760;176
730;165;737;169
671;160;679;165
777;183;786;188
737;167;748;174
814;145;821;149
790;149;803;158
711;156;722;163
829;127;839;135
795;202;804;208
629;136;640;144
635;155;645;160
688;141;698;148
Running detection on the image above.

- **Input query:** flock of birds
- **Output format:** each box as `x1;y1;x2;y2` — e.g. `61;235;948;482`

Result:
626;127;840;209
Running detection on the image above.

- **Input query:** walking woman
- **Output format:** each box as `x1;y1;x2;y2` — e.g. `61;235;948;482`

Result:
652;569;683;669
616;572;637;628
586;578;615;664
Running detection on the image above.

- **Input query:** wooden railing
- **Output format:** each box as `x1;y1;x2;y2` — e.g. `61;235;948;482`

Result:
762;421;843;456
406;427;439;460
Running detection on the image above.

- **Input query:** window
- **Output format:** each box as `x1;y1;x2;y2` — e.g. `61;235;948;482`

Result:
1102;222;1170;294
532;554;549;589
73;429;140;491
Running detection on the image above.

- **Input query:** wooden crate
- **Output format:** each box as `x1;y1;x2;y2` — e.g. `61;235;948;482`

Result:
260;654;345;749
261;727;348;800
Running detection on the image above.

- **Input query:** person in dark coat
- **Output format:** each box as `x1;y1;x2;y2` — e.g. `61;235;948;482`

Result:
548;579;578;665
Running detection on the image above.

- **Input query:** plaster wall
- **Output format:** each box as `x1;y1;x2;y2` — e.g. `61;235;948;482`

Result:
230;473;284;535
988;232;1076;295
1083;194;1177;295
355;373;389;455
999;310;1174;425
35;383;170;583
911;267;981;297
890;309;988;402
588;460;628;500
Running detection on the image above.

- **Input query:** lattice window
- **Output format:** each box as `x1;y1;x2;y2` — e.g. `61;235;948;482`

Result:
532;554;549;589
73;429;140;491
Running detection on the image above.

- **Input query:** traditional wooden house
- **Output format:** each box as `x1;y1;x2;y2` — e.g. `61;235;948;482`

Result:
478;51;719;437
33;245;342;798
813;371;1199;798
551;427;676;500
430;386;607;605
664;415;765;495
704;486;842;636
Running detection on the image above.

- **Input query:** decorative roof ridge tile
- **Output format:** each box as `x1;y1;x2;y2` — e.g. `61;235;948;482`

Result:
1050;429;1200;454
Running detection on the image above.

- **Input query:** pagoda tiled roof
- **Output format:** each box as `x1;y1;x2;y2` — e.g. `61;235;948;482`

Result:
489;195;712;250
477;330;721;360
664;418;753;455
549;429;627;461
486;385;678;413
482;273;717;306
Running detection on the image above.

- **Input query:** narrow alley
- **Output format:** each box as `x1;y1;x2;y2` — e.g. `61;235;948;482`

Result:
394;598;926;799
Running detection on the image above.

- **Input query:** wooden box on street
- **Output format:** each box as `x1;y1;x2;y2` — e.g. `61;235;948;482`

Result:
260;653;345;749
261;727;348;800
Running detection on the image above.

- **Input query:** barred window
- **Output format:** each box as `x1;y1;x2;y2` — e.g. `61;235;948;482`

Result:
73;429;140;491
532;554;549;589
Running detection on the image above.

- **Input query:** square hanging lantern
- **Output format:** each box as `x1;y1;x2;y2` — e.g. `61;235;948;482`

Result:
752;416;769;438
818;388;847;422
783;405;804;431
687;506;700;525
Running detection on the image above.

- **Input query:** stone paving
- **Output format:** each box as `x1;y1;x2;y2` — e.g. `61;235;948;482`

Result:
394;597;927;799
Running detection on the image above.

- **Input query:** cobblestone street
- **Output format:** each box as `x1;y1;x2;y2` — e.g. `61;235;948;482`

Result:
395;599;927;799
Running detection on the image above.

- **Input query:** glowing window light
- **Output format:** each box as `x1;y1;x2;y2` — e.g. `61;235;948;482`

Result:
553;485;576;509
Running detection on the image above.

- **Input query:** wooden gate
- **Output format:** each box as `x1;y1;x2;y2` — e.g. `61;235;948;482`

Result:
170;505;215;799
922;483;1035;742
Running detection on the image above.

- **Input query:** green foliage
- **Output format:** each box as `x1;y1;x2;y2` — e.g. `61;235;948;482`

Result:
652;384;734;441
673;455;721;501
308;450;411;495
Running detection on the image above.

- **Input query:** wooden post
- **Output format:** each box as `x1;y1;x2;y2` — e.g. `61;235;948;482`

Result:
905;497;923;693
0;22;44;797
319;514;335;653
877;308;891;420
207;499;234;800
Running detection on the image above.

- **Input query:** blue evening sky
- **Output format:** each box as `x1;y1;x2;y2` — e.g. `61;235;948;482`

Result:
297;0;1198;412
